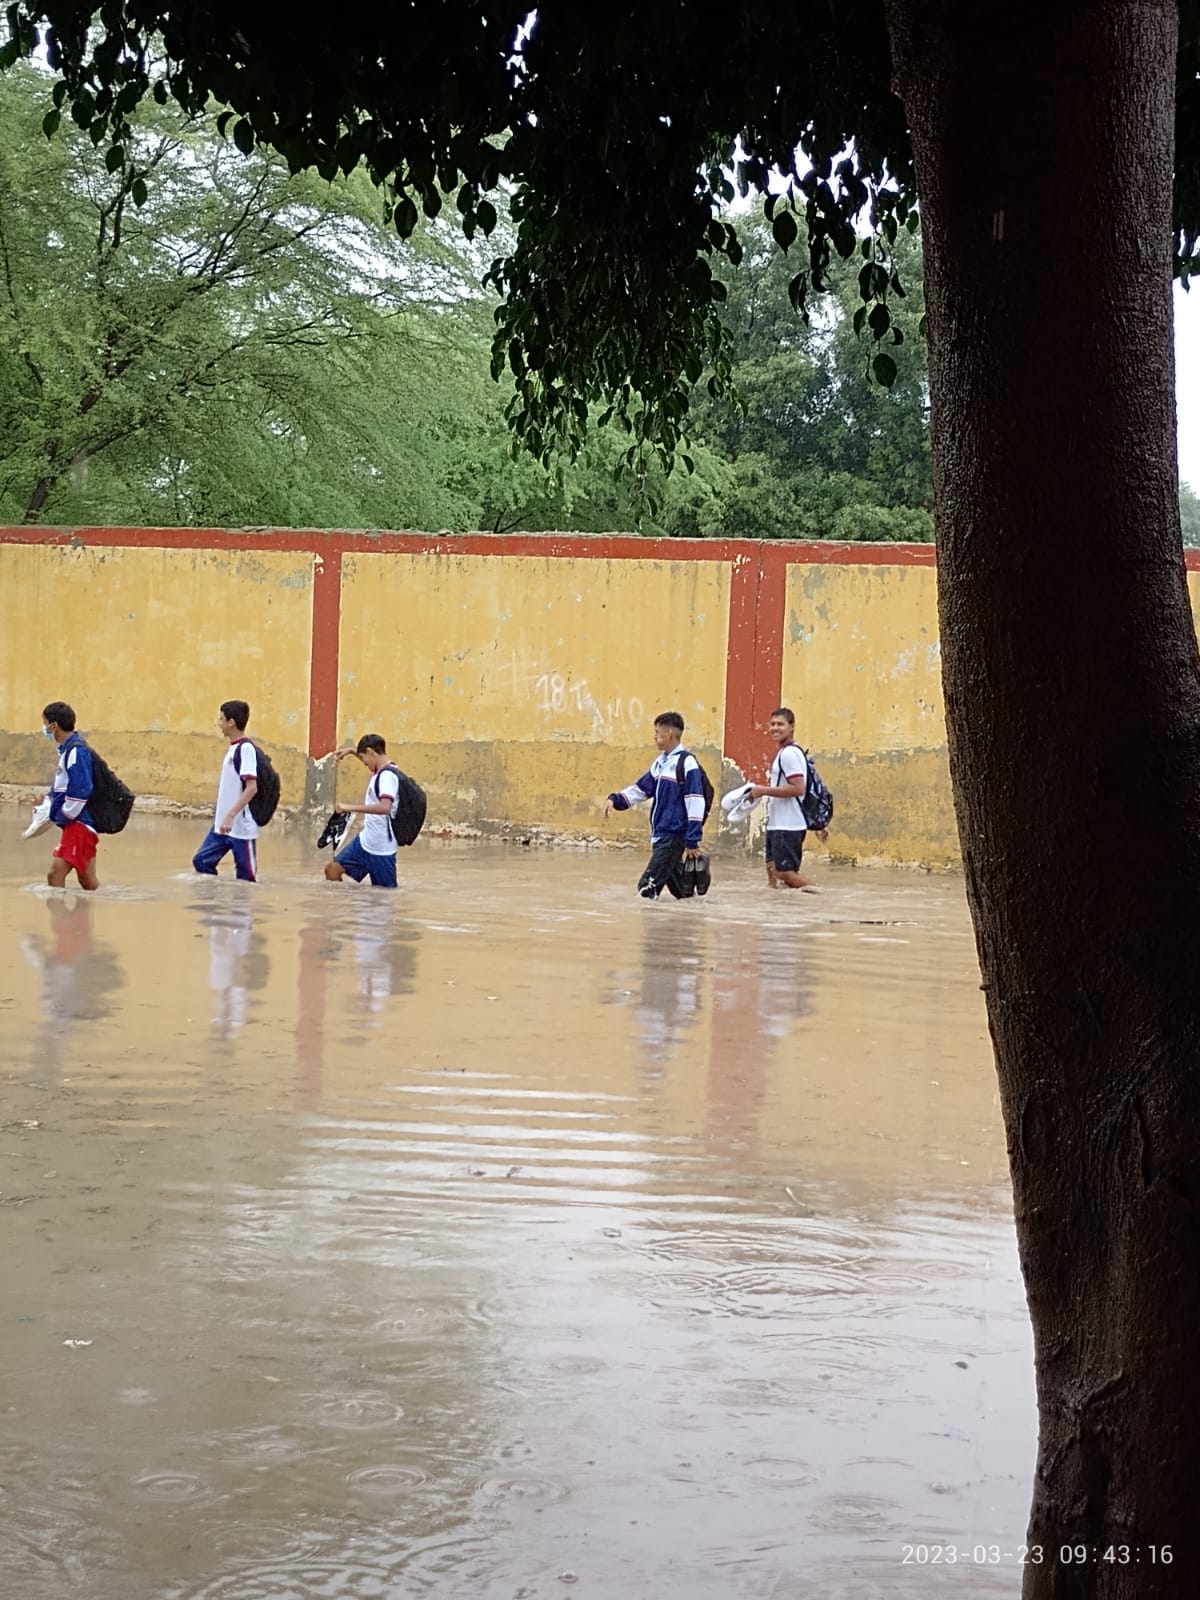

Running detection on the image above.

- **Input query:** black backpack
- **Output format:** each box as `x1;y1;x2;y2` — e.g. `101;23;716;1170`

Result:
88;748;135;834
673;748;715;820
377;762;427;847
232;740;281;827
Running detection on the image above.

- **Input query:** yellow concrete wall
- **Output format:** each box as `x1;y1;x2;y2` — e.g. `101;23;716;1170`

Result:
0;543;313;803
336;551;730;839
781;561;957;865
0;533;969;862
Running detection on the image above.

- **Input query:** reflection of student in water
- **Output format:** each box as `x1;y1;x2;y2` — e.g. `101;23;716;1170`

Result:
632;912;709;1072
19;897;123;1071
201;900;271;1035
353;920;419;1013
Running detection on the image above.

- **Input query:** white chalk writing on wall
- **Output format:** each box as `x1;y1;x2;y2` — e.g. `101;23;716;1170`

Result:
494;650;644;735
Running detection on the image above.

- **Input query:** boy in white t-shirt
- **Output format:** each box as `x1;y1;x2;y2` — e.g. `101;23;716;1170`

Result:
748;705;824;891
192;700;260;882
323;734;401;890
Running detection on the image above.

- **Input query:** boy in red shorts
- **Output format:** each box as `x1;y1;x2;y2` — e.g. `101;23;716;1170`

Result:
42;701;100;892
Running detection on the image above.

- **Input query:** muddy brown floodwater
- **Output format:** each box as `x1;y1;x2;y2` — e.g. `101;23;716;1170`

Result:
1;813;1034;1599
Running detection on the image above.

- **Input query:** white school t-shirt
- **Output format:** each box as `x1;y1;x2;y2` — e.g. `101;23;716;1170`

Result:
216;740;260;841
360;765;401;856
767;743;808;832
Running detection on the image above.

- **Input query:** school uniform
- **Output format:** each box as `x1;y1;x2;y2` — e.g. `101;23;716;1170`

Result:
765;742;808;873
609;747;706;899
193;739;260;881
334;765;401;888
49;731;99;875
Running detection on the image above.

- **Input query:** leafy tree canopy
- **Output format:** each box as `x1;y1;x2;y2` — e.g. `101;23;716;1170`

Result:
0;56;939;541
6;2;1195;478
0;59;515;529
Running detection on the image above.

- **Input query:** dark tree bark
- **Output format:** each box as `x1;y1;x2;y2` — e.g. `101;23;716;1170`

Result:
885;1;1200;1592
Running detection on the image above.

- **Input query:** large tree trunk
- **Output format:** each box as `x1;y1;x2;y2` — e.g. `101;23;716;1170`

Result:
885;1;1200;1593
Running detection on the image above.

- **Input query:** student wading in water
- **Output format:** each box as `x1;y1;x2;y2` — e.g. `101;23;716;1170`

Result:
748;705;826;891
323;735;402;890
605;711;707;899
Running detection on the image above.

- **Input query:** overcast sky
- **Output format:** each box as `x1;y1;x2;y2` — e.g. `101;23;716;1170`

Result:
1178;284;1200;491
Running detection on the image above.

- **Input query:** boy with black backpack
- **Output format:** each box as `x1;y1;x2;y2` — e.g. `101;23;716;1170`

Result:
193;700;268;883
747;706;832;892
604;711;712;899
323;733;419;890
40;700;102;891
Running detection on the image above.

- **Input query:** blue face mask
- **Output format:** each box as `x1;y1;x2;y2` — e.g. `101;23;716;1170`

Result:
41;726;54;741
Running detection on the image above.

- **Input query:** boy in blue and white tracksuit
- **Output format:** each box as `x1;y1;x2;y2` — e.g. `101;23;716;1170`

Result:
605;711;706;899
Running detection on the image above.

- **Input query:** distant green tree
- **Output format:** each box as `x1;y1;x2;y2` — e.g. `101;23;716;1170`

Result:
675;216;932;541
0;63;936;541
0;64;501;529
1181;480;1200;547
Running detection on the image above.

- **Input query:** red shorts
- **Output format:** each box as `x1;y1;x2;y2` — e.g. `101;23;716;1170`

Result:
54;820;99;873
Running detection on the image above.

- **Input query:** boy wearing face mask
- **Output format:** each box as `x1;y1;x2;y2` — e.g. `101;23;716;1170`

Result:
40;701;100;892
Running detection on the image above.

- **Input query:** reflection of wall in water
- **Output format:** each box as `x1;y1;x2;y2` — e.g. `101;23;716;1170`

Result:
705;919;815;1160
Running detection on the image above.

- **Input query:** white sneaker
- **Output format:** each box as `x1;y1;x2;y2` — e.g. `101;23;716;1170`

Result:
721;784;757;824
22;798;52;839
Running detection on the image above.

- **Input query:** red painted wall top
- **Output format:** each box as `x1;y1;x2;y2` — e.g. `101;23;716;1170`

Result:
0;525;940;565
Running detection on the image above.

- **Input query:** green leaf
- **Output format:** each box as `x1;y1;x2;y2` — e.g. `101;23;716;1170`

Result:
152;80;169;106
868;301;891;337
217;110;233;138
42;108;61;138
131;177;148;207
772;210;798;252
233;119;255;157
872;352;897;387
476;198;497;235
859;262;888;301
393;195;418;237
105;144;125;173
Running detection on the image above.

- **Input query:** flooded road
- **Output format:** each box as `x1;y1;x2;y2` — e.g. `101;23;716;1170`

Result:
1;815;1034;1598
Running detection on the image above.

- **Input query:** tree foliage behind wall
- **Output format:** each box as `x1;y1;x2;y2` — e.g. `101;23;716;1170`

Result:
0;63;510;531
0;62;940;540
12;60;1196;545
